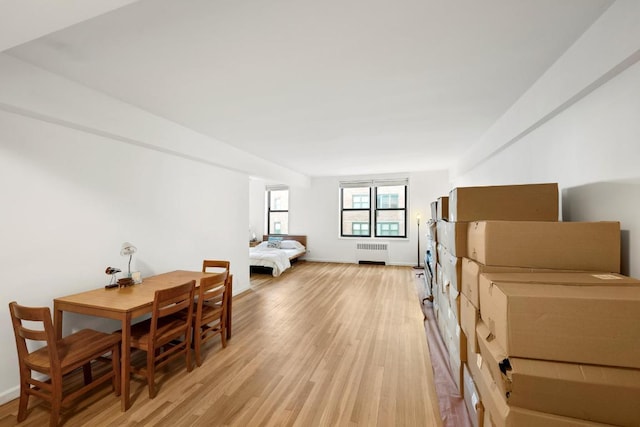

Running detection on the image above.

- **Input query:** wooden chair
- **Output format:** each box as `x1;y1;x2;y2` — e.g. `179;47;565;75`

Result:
202;259;233;339
128;280;195;399
188;271;230;366
8;301;121;427
202;259;230;274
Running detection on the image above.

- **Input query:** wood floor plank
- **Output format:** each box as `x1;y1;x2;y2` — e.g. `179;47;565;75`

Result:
0;262;442;426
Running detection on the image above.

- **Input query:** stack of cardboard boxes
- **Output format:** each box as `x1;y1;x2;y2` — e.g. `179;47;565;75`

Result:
428;183;640;427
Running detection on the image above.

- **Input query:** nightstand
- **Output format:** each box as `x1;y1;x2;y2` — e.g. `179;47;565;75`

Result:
249;241;261;247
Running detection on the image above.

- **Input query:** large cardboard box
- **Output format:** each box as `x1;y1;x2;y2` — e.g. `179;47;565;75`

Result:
476;321;640;426
426;220;437;241
461;293;480;353
479;277;640;368
436;220;468;257
437;196;449;221
439;245;462;293
480;271;640;287
461;258;576;309
449;183;559;223
467;221;621;273
467;346;610;427
426;238;437;277
444;303;467;364
467;345;611;427
463;363;484;427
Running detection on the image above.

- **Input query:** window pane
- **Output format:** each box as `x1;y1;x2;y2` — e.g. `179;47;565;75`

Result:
351;222;370;235
269;211;288;234
342;210;370;236
376;185;405;208
270;190;289;210
376;210;405;237
342;187;370;209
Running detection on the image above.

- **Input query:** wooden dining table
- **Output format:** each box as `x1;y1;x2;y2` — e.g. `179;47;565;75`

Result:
53;270;233;411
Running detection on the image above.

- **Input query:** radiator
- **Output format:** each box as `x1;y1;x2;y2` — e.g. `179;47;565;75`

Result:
355;242;389;264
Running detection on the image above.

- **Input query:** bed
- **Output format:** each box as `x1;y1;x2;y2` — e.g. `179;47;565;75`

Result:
249;235;307;277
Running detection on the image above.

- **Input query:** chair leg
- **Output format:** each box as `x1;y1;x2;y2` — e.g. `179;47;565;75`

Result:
112;344;121;396
194;326;202;367
50;378;63;427
147;349;156;399
17;374;30;422
221;326;227;349
186;331;193;373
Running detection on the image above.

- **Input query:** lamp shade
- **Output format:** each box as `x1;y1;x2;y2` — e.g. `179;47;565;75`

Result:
120;242;137;256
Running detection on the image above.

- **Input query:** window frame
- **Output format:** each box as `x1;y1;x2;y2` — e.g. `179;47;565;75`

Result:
267;187;289;235
340;186;372;237
340;180;407;239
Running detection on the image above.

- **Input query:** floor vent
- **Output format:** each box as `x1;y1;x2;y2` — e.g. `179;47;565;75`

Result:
356;242;389;264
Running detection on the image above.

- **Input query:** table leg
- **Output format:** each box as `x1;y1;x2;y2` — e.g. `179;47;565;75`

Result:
226;275;233;339
53;303;63;340
121;313;132;411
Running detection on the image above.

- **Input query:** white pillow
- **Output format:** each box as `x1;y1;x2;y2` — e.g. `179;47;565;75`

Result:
280;240;304;249
267;240;282;249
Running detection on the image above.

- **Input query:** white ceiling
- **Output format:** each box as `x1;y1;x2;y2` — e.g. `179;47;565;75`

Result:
4;0;613;177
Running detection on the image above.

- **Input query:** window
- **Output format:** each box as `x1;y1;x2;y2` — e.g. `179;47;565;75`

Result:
377;193;399;208
352;194;369;209
267;187;288;235
340;186;371;237
377;222;399;236
340;179;407;238
374;184;406;237
352;222;369;235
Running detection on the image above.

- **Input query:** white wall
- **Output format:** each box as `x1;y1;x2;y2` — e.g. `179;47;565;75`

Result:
0;109;251;402
0;55;272;404
249;178;266;239
451;0;640;277
279;171;450;265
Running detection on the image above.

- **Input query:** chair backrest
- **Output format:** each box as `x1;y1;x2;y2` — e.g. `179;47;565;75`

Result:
9;302;60;370
150;281;195;347
197;271;229;315
202;259;230;273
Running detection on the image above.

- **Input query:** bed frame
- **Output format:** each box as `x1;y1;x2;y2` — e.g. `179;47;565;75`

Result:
262;235;307;260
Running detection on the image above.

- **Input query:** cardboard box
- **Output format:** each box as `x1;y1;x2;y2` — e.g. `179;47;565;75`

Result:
449;340;464;394
467;346;611;427
463;363;484;427
461;293;480;353
439;244;463;293
436;220;468;257
476;321;640;426
447;281;461;320
426;238;437;272
479;277;640;368
432;280;441;308
437;196;449;221
444;304;467;364
430;200;438;221
426;220;437;241
483;408;492;427
467;221;621;273
461;258;577;309
480;271;640;287
436;262;443;287
443;309;465;393
448;183;559;222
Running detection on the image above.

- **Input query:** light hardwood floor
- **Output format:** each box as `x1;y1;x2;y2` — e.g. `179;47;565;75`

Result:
0;262;442;426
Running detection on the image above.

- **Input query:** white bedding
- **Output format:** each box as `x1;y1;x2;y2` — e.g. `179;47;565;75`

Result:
249;241;306;277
